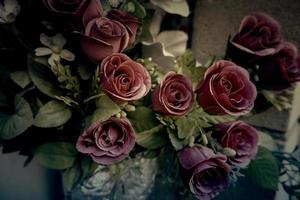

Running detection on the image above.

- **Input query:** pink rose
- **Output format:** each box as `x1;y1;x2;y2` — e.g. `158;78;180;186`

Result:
107;9;140;46
76;117;136;165
79;16;130;62
213;121;258;167
178;146;231;200
227;12;283;65
195;60;257;116
256;42;300;90
152;72;194;116
99;53;151;102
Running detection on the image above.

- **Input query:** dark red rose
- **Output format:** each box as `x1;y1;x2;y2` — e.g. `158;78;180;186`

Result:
79;16;130;62
152;72;194;116
99;53;151;102
43;0;101;17
256;42;300;90
195;60;257;116
107;9;140;46
178;146;231;200
76;117;136;165
227;12;283;65
213;121;258;167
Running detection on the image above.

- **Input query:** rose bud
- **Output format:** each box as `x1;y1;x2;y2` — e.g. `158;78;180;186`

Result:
76;117;136;165
195;60;257;116
178;146;231;200
99;53;151;102
227;12;283;66
213;121;258;168
107;9;140;46
152;72;194;116
256;42;300;90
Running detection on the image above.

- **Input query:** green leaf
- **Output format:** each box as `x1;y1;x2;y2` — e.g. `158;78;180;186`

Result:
34;100;72;128
192;107;237;127
245;146;280;190
177;50;206;87
120;0;146;18
216;175;275;200
28;55;63;98
0;95;34;139
63;164;81;192
175;117;197;139
63;157;97;192
91;95;121;124
167;128;184;151
136;124;167;149
77;64;93;80
10;71;31;88
80;156;98;180
34;142;77;170
127;106;159;132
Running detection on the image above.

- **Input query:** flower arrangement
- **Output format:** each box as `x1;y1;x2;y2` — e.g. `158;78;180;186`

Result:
0;1;299;200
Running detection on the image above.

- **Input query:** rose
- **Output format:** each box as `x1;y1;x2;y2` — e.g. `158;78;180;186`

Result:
256;42;300;90
79;14;131;62
99;53;151;102
178;146;231;200
213;121;258;167
43;0;101;17
43;0;87;14
107;9;140;46
152;72;194;116
76;117;136;165
195;60;257;115
227;12;283;65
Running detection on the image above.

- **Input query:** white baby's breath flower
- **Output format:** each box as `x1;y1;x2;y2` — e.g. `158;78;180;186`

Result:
0;0;21;24
35;33;75;67
109;0;123;7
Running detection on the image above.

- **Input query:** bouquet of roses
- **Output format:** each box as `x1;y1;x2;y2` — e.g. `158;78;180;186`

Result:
1;1;299;200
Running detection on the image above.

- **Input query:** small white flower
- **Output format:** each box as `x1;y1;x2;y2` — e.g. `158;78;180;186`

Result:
109;0;123;7
0;0;21;24
35;33;75;67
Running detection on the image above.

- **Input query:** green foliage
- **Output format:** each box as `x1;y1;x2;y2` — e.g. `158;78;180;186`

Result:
176;50;207;87
192;107;237;127
175;116;199;139
34;100;72;128
63;156;98;191
28;55;63;98
216;176;275;200
128;106;168;150
34;142;78;170
245;146;280;190
0;95;34;139
120;0;146;19
167;127;185;151
51;63;81;99
127;106;159;132
90;95;121;125
77;64;93;81
262;89;293;111
63;163;81;191
10;70;31;88
136;124;167;149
